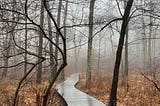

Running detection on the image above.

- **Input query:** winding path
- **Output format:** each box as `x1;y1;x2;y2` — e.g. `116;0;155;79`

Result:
56;74;106;106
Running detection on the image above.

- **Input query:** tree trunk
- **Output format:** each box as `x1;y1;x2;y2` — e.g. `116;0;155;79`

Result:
2;35;9;78
97;33;101;73
47;0;55;81
2;50;9;78
36;0;44;84
141;0;147;73
2;0;16;78
149;0;154;79
51;0;62;80
148;0;152;75
122;0;129;90
86;0;96;86
61;0;68;81
24;13;27;76
109;0;133;105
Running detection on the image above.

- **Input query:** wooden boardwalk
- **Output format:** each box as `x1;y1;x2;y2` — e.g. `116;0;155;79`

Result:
56;74;106;106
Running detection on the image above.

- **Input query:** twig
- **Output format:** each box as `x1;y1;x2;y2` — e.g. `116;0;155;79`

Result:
141;72;160;92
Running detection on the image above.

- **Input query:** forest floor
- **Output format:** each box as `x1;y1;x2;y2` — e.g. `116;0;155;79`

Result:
0;79;66;106
1;72;160;106
76;72;160;106
0;75;68;106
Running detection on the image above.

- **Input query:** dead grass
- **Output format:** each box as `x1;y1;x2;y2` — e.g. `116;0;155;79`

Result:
0;77;66;106
77;72;160;106
0;70;74;106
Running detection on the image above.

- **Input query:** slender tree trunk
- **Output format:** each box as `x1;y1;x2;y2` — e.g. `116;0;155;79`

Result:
36;0;44;84
97;33;101;73
124;0;129;88
148;0;152;75
141;0;147;73
149;0;155;79
51;0;62;80
61;0;68;81
124;26;129;90
2;0;16;78
86;0;96;86
2;35;9;78
24;14;27;76
73;34;78;72
47;0;55;81
109;0;133;105
2;47;9;78
121;0;129;90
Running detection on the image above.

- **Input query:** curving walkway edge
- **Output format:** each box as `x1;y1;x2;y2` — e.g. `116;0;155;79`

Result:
56;74;106;106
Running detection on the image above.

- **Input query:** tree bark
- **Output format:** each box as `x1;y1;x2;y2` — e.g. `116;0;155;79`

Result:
122;0;129;90
148;0;154;78
24;12;27;76
2;48;9;78
141;0;147;73
109;0;133;105
36;0;44;84
47;0;55;81
51;0;62;80
86;0;96;86
61;0;68;81
2;0;16;78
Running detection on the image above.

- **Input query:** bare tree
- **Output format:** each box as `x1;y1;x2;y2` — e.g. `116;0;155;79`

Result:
109;0;133;105
24;8;28;76
141;0;147;73
36;0;44;84
86;0;96;86
2;0;16;78
2;35;10;78
122;0;129;90
51;0;62;80
61;0;68;81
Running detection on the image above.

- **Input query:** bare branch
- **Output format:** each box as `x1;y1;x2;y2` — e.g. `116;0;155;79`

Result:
141;72;160;92
0;61;34;69
116;0;123;16
13;59;45;106
24;0;65;60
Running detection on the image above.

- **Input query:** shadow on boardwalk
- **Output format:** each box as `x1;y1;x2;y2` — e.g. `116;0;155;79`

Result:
56;74;106;106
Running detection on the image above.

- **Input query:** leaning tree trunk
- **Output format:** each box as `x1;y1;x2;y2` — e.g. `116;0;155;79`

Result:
109;0;133;106
42;0;67;104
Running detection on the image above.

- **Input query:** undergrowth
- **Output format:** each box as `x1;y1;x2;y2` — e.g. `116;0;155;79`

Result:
77;73;160;106
0;78;65;106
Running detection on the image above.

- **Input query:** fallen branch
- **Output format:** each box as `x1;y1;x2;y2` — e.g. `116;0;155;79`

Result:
141;72;160;92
